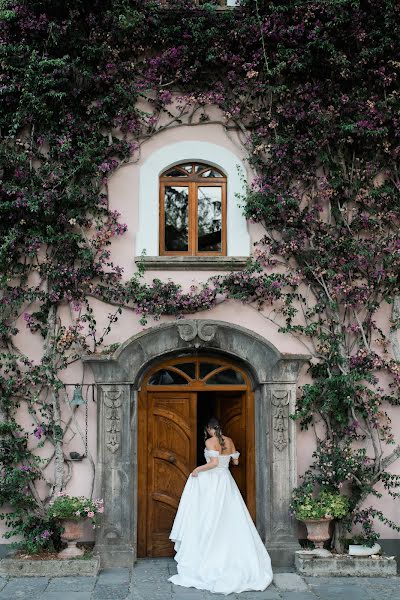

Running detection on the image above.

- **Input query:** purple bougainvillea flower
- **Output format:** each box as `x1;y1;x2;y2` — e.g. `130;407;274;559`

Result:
33;426;44;439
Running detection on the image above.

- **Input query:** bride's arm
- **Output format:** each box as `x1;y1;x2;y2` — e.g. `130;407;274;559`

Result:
231;440;239;465
191;457;218;477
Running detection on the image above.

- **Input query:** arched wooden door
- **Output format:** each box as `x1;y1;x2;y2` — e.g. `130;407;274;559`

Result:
137;356;255;557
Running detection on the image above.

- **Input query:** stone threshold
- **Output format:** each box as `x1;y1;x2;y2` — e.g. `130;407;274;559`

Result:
0;555;100;577
135;256;250;270
295;550;397;577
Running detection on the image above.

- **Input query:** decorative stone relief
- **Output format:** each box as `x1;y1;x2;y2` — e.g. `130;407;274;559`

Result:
271;389;290;451
103;388;122;453
177;320;216;343
104;526;121;543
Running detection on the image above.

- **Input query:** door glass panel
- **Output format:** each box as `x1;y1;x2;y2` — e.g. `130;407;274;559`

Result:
174;362;196;379
205;369;245;385
164;186;189;251
199;362;222;378
148;369;188;385
181;164;193;173
197;186;222;252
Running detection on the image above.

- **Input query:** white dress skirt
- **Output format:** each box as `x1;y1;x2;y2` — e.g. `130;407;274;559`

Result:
168;448;273;595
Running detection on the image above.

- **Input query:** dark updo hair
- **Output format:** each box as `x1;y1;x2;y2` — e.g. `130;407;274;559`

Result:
204;416;226;452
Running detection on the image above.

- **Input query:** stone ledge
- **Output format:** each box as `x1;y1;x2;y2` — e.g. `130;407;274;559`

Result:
295;551;397;577
0;555;100;577
135;256;250;270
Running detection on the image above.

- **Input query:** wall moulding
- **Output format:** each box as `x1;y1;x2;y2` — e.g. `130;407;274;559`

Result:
83;319;309;567
135;141;251;259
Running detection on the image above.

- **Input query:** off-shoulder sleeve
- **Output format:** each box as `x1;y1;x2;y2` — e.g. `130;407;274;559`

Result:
205;449;220;457
230;451;240;459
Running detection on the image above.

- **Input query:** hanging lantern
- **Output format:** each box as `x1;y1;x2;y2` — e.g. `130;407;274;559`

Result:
70;386;85;407
67;384;89;459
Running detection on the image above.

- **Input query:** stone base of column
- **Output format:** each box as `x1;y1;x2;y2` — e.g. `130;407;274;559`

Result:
94;543;135;568
267;540;301;567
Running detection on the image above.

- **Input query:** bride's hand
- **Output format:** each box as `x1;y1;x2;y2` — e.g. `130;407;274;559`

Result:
191;468;199;477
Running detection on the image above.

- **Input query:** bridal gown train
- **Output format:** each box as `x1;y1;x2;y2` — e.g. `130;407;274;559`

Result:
168;448;273;595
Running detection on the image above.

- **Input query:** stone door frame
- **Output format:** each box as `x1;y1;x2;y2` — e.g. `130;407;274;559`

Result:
83;319;309;567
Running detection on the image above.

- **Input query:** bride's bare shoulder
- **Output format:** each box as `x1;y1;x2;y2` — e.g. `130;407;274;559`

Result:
205;437;219;451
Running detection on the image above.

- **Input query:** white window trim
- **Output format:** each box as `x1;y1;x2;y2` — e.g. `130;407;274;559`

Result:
135;141;251;258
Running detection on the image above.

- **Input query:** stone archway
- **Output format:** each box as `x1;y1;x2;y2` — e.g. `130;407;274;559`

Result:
83;319;309;567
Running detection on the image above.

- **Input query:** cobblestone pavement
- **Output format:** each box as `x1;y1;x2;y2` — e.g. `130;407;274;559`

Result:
0;559;398;600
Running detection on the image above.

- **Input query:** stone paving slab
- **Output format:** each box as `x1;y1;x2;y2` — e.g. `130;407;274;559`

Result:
97;568;131;584
47;576;96;592
273;574;309;592
0;575;49;599
0;561;399;599
281;593;317;600
234;588;282;600
305;582;376;600
304;575;400;600
41;593;92;600
173;586;208;598
92;582;130;599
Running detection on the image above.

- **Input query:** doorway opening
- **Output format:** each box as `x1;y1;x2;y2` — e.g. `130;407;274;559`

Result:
196;391;247;500
137;356;255;557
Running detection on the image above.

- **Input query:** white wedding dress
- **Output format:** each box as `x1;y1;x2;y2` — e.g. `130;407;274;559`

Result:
168;448;273;595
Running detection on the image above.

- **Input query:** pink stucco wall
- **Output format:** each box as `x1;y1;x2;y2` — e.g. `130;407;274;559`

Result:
2;123;399;544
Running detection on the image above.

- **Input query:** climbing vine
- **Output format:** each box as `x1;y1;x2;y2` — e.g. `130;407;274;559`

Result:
0;0;399;552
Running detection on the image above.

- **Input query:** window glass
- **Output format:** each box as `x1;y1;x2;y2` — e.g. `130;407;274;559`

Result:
148;369;188;385
205;369;245;385
164;186;189;251
175;362;196;379
195;163;210;173
199;362;222;378
200;169;224;178
164;168;187;177
197;187;222;252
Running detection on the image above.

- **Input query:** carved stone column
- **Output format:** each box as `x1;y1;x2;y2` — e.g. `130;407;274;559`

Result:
95;384;134;567
261;378;300;566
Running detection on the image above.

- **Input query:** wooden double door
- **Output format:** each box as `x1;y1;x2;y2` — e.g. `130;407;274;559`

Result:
137;357;255;557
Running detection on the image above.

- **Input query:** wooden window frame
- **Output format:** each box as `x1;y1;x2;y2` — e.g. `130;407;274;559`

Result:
159;163;227;257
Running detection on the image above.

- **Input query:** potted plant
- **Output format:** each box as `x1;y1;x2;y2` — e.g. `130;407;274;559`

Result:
48;492;104;558
348;510;382;556
348;536;381;557
290;487;349;550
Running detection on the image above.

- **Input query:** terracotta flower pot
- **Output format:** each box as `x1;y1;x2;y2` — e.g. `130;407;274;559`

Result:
58;519;85;558
303;518;332;549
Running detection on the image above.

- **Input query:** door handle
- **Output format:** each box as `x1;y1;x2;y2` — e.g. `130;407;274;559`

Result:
167;455;176;463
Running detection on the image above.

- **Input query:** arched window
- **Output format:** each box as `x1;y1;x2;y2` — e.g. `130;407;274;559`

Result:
159;162;227;256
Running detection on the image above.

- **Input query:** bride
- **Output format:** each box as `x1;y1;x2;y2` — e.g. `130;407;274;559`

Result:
168;416;273;595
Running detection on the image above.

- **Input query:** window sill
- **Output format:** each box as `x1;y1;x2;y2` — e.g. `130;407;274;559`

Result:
135;256;250;271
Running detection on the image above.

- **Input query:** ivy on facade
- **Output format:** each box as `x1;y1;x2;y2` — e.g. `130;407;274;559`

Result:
0;0;399;551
